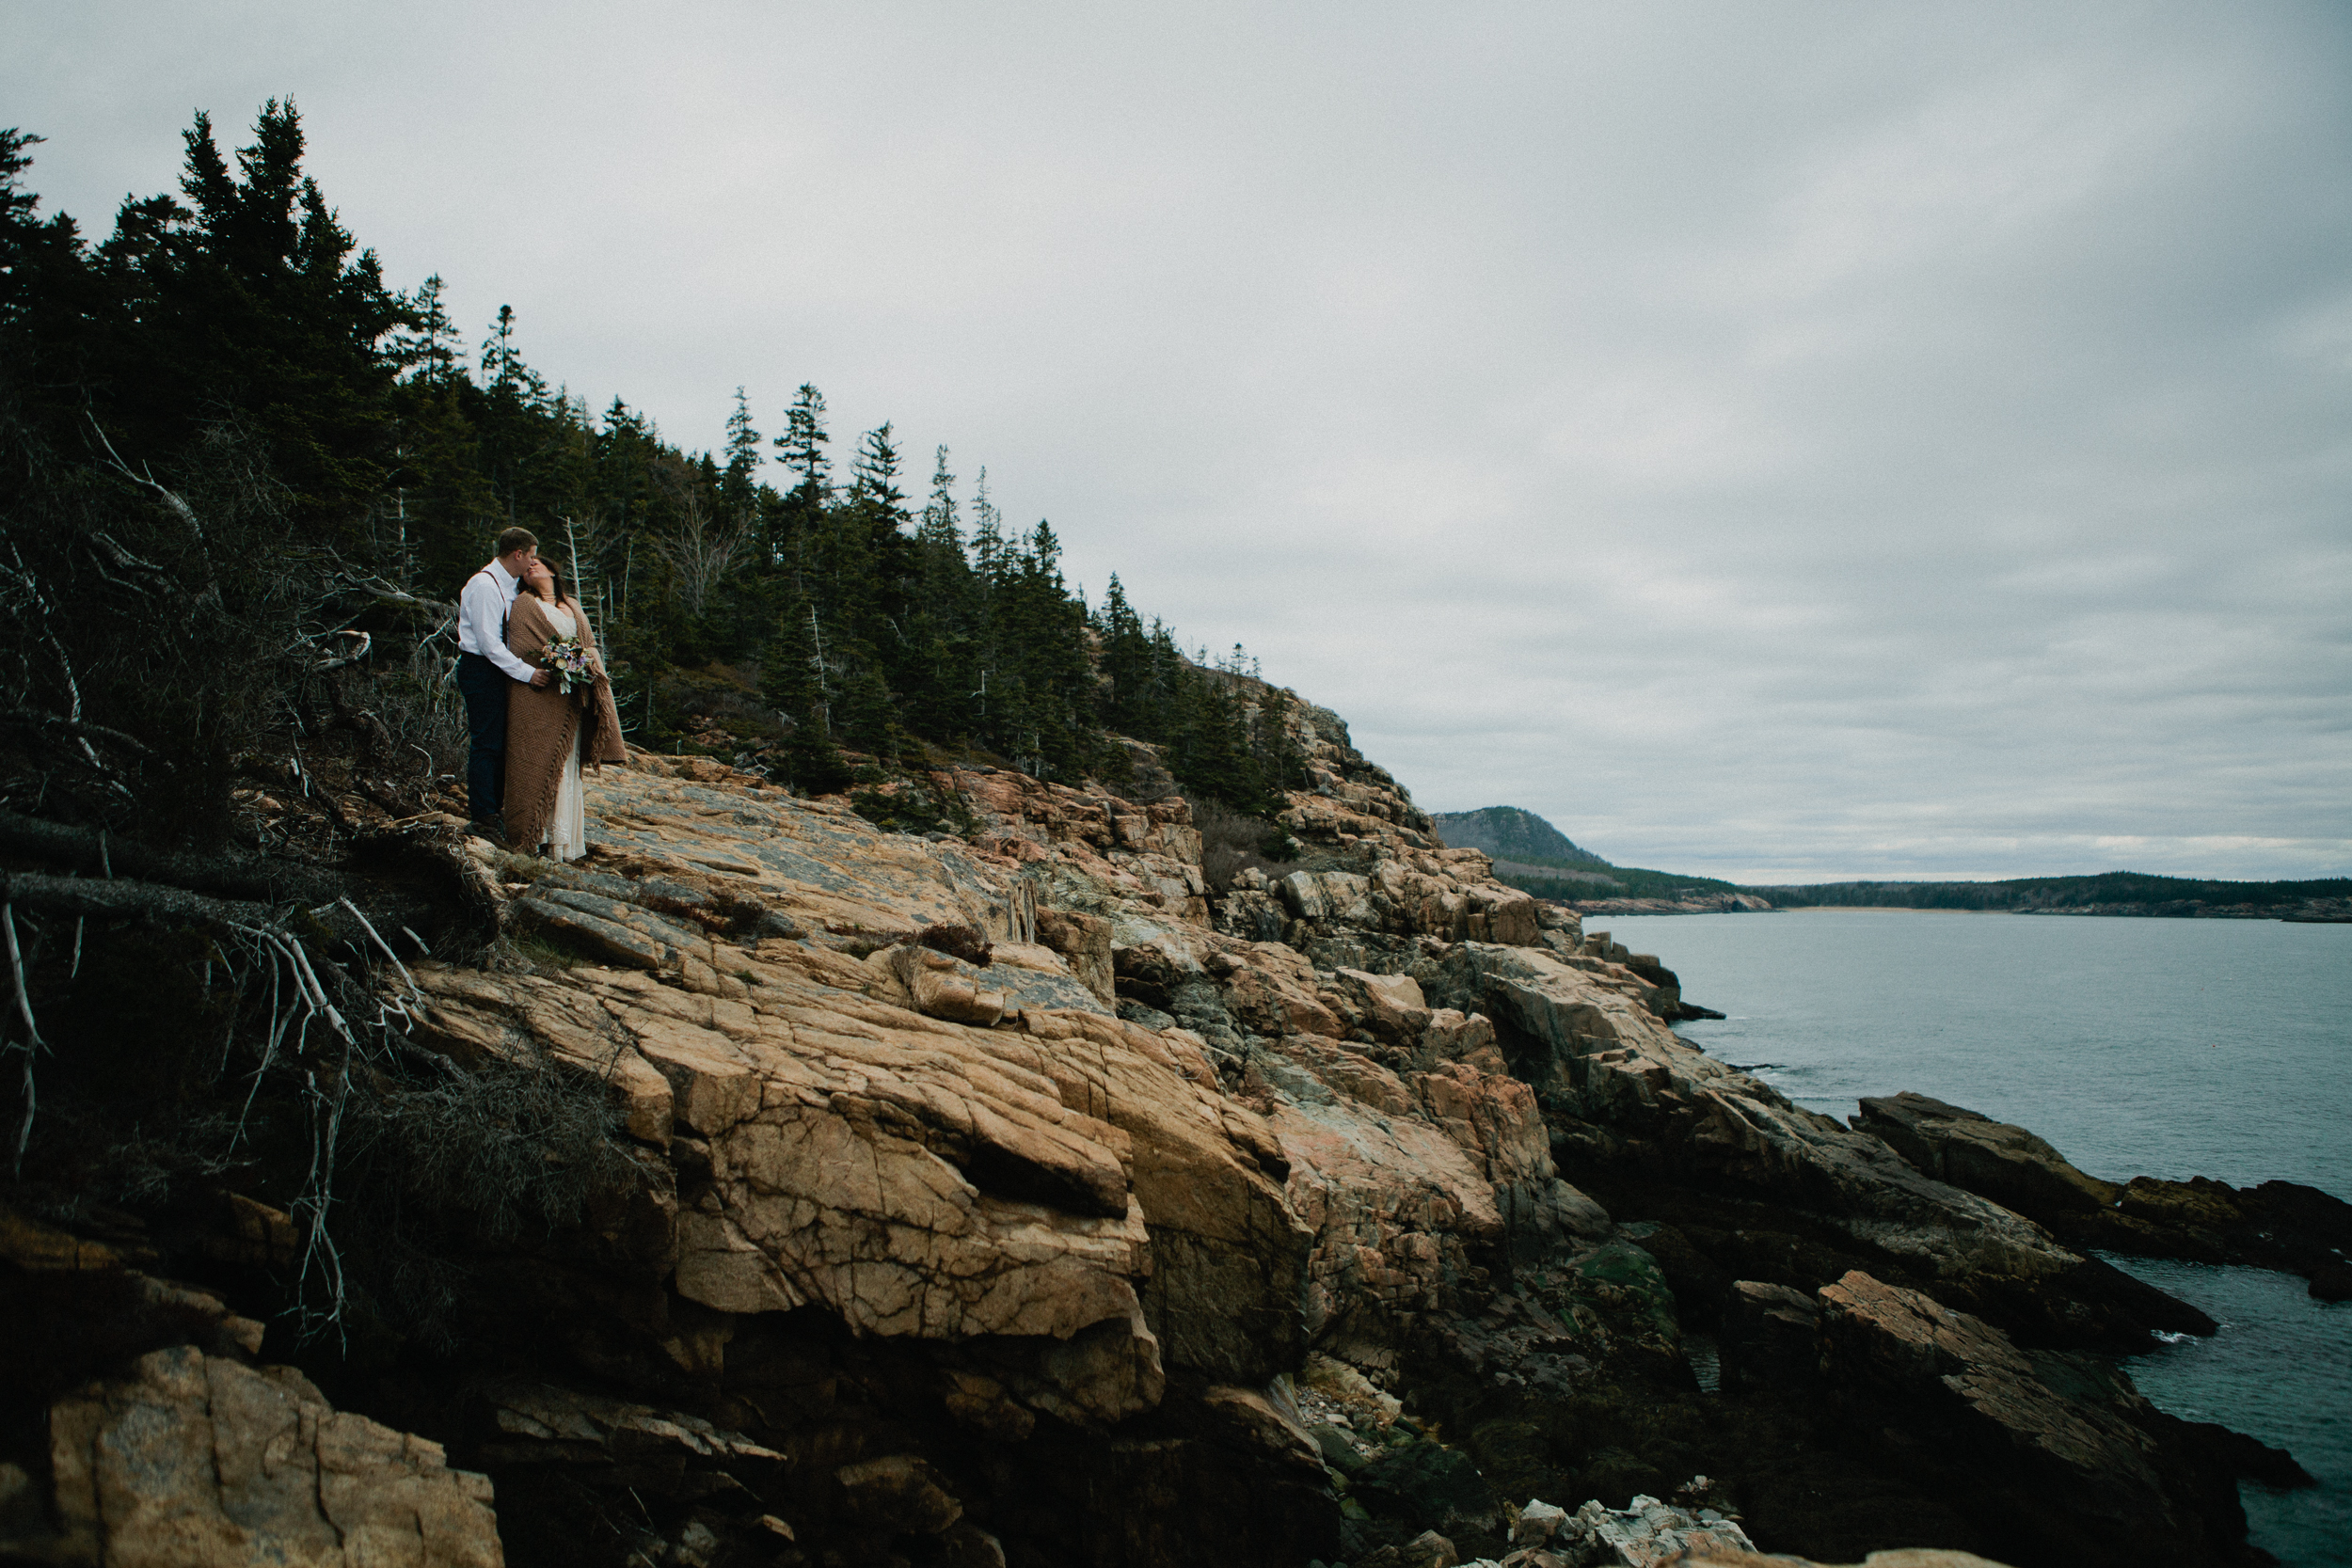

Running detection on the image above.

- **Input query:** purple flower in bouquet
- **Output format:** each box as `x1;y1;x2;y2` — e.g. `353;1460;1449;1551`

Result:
541;633;595;695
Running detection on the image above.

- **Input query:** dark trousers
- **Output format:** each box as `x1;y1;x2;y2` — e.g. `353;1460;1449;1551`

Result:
455;652;511;822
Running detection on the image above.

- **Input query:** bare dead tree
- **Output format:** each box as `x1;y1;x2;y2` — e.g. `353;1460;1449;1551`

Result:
649;456;751;617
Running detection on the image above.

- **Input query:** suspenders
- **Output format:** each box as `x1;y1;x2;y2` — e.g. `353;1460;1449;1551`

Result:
468;567;512;647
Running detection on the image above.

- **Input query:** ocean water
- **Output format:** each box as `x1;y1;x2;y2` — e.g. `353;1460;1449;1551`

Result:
1600;910;2352;1567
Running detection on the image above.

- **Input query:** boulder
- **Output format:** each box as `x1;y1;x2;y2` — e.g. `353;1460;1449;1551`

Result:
1853;1092;2121;1215
1856;1094;2352;1291
1036;907;1116;1003
1718;1279;1820;1395
1815;1271;2296;1568
1334;966;1436;1043
1552;1495;1759;1568
45;1345;501;1567
1352;1434;1496;1538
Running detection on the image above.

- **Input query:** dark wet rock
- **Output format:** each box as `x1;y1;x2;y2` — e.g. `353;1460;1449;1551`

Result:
1856;1091;2352;1291
1353;1433;1498;1540
1817;1269;2302;1568
1718;1280;1820;1396
1855;1091;2123;1215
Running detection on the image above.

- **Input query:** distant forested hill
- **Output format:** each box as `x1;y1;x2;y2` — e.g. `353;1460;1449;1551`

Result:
1754;873;2352;916
1429;804;2347;918
1432;806;1610;867
1431;807;1749;901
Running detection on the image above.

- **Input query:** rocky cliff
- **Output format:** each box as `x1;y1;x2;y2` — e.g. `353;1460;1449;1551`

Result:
0;694;2320;1568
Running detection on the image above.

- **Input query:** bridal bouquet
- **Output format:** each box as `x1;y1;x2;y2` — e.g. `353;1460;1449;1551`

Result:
541;633;595;696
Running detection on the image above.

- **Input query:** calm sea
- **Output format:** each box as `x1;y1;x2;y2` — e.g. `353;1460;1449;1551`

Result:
1601;909;2352;1567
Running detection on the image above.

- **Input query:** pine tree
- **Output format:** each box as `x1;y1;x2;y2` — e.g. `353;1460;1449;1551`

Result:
763;597;850;794
479;304;546;401
89;101;413;545
1096;574;1152;734
476;304;553;525
391;273;460;386
0;129;107;420
837;667;899;758
773;383;831;502
969;467;1008;584
848;422;908;525
721;386;761;523
917;446;959;553
770;382;830;582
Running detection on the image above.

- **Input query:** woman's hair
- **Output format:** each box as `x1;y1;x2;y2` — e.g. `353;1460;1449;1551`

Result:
545;563;571;605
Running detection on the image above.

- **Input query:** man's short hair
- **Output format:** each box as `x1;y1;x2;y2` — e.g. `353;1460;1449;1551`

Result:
495;526;539;559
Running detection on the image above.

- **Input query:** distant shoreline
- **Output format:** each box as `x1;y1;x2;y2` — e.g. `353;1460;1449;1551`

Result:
1570;900;2347;920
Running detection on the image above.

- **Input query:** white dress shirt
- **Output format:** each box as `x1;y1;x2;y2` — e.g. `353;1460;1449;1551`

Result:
457;559;538;683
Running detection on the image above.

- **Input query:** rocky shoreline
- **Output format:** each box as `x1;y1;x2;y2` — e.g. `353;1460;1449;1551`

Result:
4;692;2344;1567
1562;894;1775;916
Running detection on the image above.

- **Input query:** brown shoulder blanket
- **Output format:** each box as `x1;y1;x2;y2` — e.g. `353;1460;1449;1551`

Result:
503;593;627;851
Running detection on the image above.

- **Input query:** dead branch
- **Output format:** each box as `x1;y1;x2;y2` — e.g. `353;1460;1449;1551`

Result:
342;573;456;620
0;811;345;907
0;867;280;933
342;895;421;1001
88;412;206;548
0;541;103;773
310;630;373;673
5;901;46;1174
0;708;157;758
81;530;169;596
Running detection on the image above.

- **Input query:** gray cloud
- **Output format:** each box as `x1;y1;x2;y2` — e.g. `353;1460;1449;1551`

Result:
10;0;2348;879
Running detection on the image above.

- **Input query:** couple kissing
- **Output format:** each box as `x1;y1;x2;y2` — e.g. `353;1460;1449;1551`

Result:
454;526;626;859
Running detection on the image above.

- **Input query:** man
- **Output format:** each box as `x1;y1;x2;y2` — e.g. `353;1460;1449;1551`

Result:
455;526;553;837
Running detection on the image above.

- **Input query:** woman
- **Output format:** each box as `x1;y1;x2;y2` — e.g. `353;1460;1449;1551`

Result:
504;559;626;860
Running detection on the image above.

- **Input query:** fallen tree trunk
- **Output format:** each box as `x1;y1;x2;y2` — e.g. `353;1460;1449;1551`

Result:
0;810;355;909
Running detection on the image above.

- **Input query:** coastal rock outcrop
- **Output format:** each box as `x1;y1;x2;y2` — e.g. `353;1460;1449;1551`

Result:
1806;1271;2305;1568
5;689;2309;1568
1855;1091;2352;1297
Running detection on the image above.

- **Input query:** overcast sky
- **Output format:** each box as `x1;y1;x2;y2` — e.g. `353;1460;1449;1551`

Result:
10;1;2349;880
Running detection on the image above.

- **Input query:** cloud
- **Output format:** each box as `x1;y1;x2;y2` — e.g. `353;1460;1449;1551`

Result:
8;0;2348;879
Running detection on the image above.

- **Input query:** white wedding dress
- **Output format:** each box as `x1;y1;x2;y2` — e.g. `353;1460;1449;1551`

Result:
543;606;587;863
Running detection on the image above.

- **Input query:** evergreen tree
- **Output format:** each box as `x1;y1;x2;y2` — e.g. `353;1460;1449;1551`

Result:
3;103;1304;819
837;667;898;758
391;273;460;387
0;129;108;430
87;101;413;544
849;422;908;521
763;597;851;794
721;385;761;524
479;304;546;401
773;384;830;502
474;303;566;527
770;382;830;578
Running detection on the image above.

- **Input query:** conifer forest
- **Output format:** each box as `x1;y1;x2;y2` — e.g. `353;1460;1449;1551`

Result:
1;102;1307;847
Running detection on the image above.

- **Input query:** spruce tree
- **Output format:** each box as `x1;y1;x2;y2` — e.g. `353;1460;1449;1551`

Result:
721;385;762;526
91;101;412;546
764;597;851;795
848;422;909;528
770;383;830;581
837;668;898;758
774;383;831;501
391;273;460;387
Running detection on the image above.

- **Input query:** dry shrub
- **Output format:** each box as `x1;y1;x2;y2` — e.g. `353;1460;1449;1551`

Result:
1189;796;1301;894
